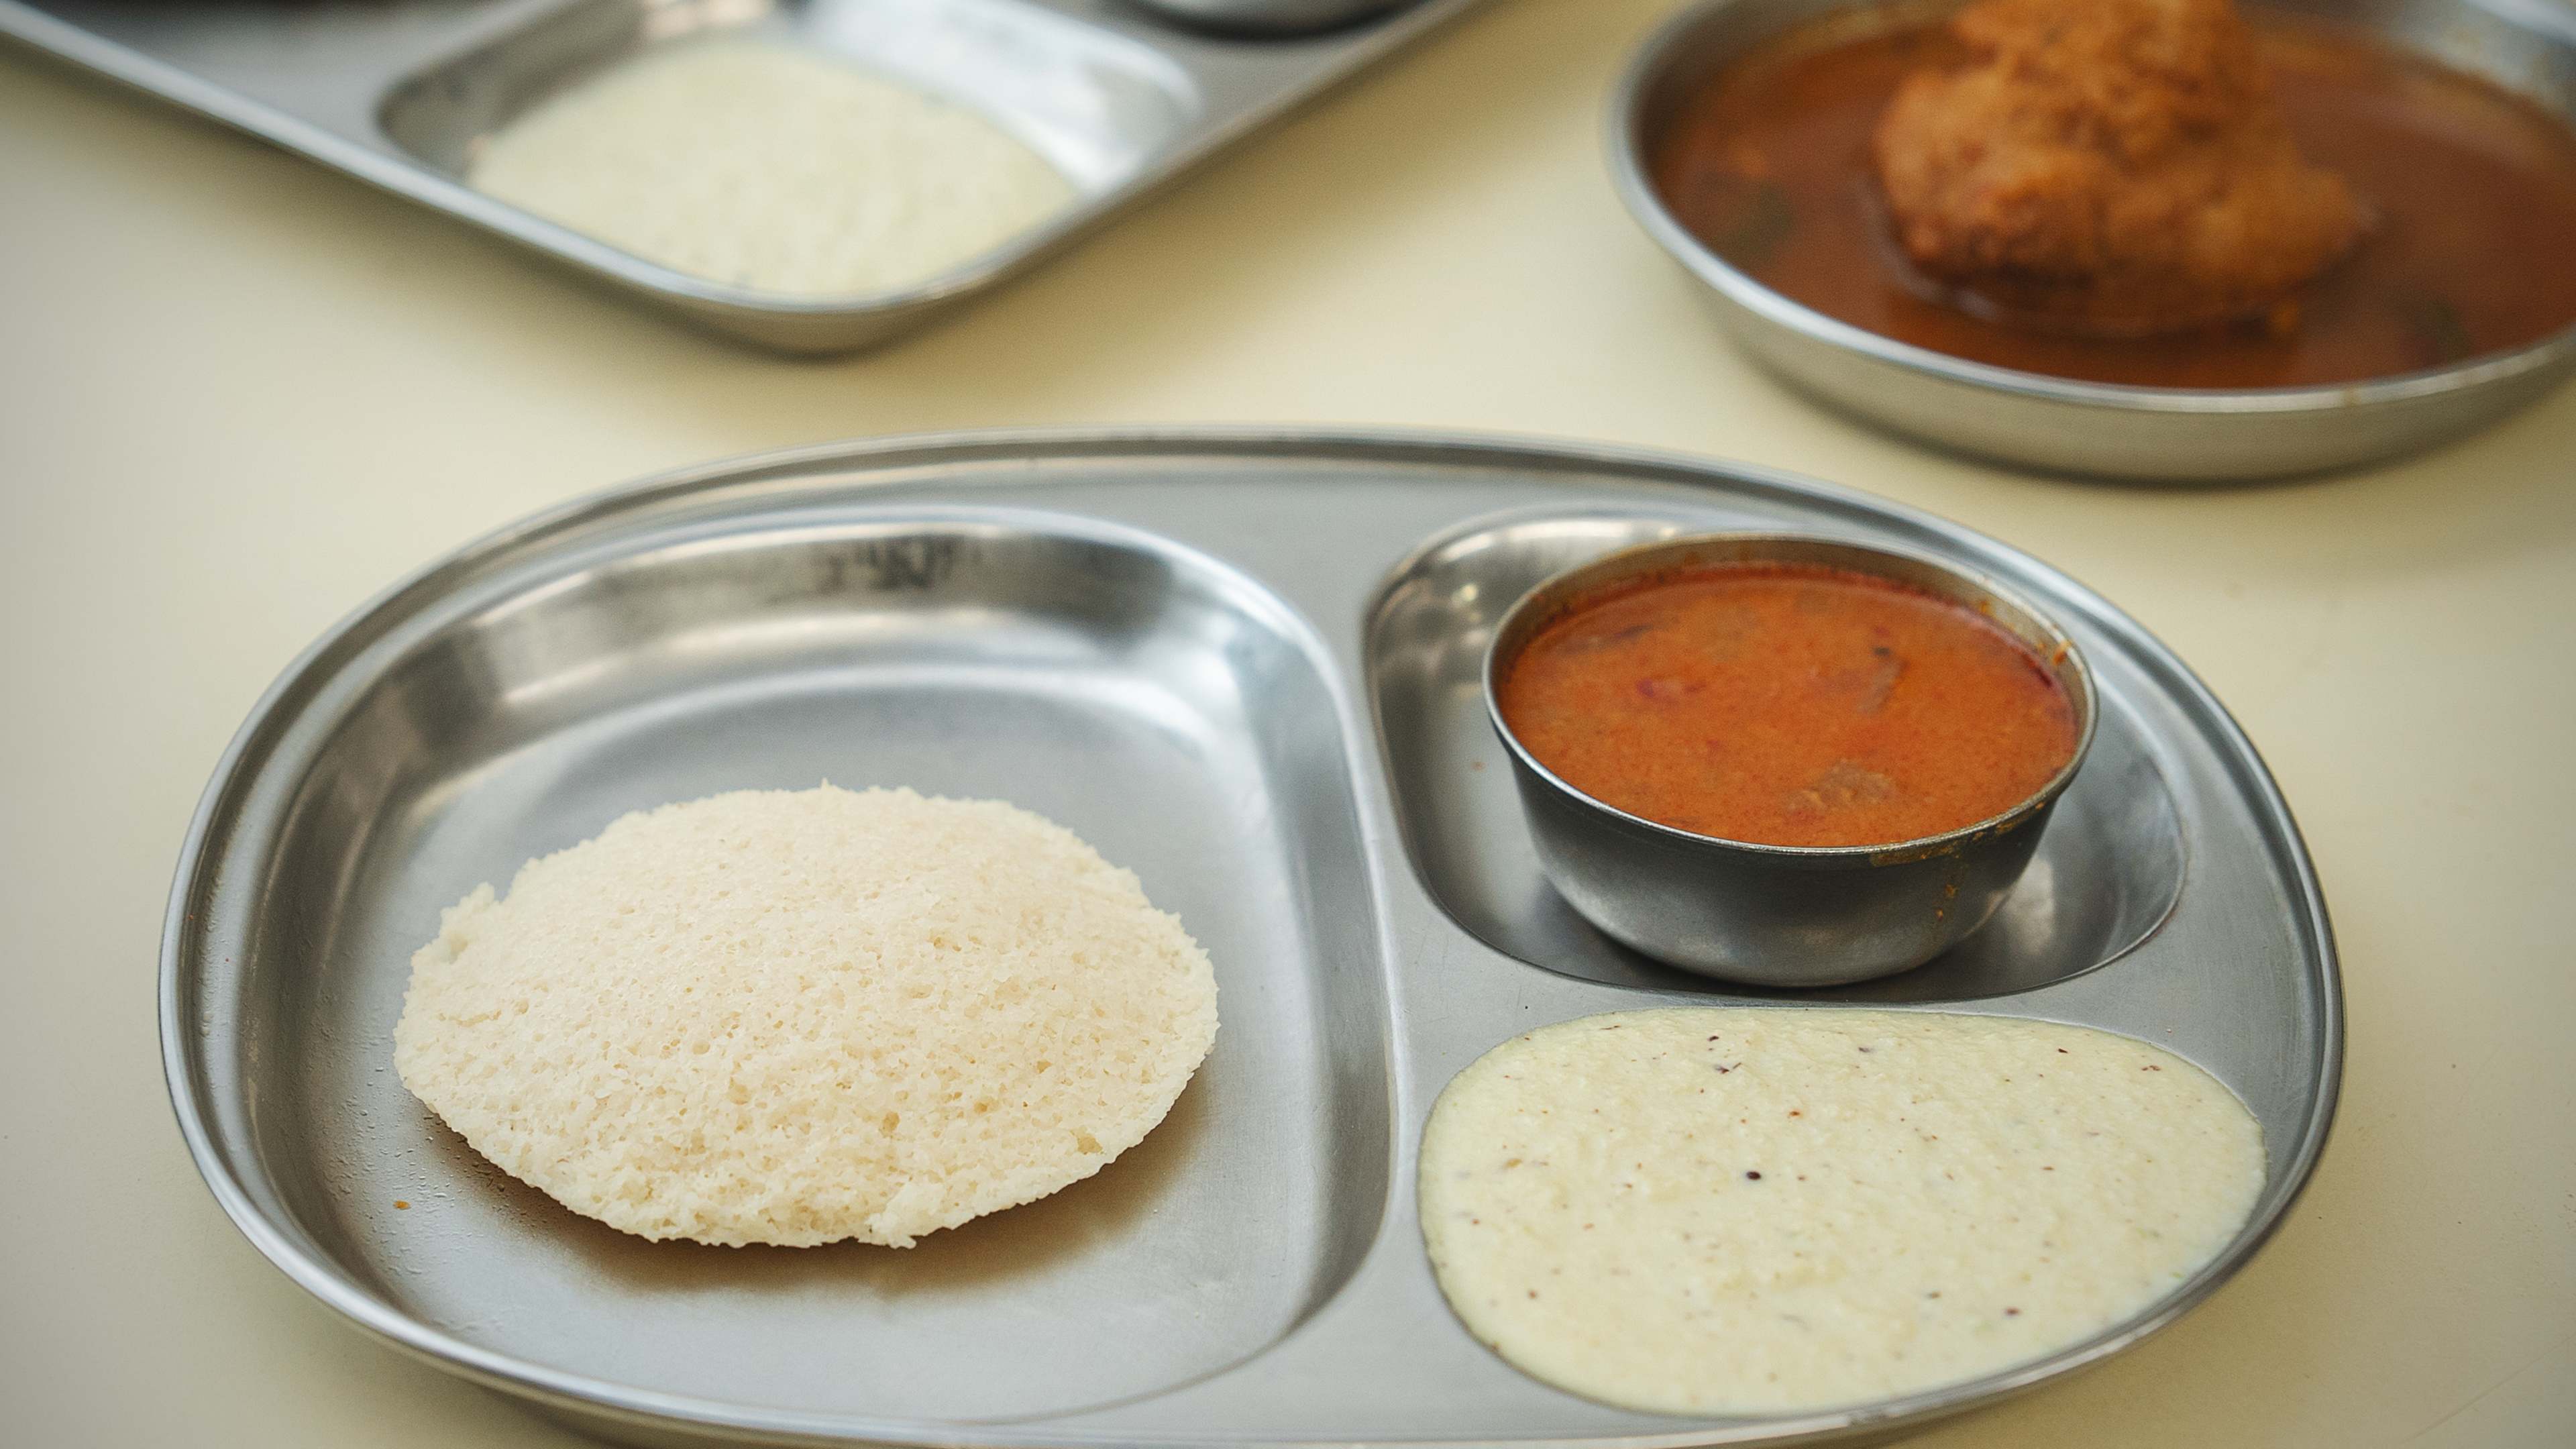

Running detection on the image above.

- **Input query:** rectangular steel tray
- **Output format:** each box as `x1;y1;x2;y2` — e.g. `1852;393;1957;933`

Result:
1;0;1488;354
162;429;2341;1446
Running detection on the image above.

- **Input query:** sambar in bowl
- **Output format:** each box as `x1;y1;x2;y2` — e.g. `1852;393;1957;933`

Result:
1483;533;2095;985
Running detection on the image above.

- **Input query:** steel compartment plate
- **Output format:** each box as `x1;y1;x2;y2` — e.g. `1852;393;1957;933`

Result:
163;429;2341;1447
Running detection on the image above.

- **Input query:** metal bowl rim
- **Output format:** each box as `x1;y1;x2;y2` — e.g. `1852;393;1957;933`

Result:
1605;0;2576;414
1480;529;2101;863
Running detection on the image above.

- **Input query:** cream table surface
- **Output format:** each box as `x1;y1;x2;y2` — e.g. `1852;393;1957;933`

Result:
1;1;2571;1445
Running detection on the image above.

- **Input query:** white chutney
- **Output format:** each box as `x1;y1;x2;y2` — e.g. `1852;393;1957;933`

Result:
1418;1008;2265;1416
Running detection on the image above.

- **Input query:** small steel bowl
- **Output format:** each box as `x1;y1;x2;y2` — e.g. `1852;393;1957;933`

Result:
1607;0;2576;482
1483;533;2098;986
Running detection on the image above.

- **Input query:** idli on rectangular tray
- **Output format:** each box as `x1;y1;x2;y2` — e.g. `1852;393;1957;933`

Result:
1;0;1494;353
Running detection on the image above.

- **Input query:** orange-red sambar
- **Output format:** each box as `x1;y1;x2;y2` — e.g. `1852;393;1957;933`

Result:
1496;561;2079;849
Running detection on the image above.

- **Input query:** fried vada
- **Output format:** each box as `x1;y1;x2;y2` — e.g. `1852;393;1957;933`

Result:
1872;0;2364;335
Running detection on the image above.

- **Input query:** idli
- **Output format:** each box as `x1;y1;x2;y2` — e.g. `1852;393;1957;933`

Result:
394;785;1218;1248
1419;1008;2263;1415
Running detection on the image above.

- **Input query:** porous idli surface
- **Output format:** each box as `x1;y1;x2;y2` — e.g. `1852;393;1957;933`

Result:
394;786;1218;1248
1419;1008;2264;1416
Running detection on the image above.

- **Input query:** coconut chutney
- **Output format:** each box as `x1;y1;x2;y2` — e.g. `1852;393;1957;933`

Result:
1418;1008;2263;1415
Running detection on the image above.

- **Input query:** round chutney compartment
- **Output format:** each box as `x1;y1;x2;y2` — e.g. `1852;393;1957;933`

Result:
1364;507;2184;1002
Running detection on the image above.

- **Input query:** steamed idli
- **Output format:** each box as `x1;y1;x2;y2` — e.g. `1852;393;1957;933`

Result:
394;785;1218;1248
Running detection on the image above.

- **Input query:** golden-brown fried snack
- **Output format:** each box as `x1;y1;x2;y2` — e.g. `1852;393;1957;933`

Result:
1872;0;2364;335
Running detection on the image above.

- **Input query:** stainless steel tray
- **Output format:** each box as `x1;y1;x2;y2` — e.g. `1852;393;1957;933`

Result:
2;0;1487;354
162;429;2342;1447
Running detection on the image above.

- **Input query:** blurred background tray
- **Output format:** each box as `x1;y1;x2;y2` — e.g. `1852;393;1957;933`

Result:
0;0;1489;353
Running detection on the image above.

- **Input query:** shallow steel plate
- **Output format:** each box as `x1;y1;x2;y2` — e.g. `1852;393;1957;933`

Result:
164;429;2341;1446
1;0;1488;354
1607;0;2576;480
